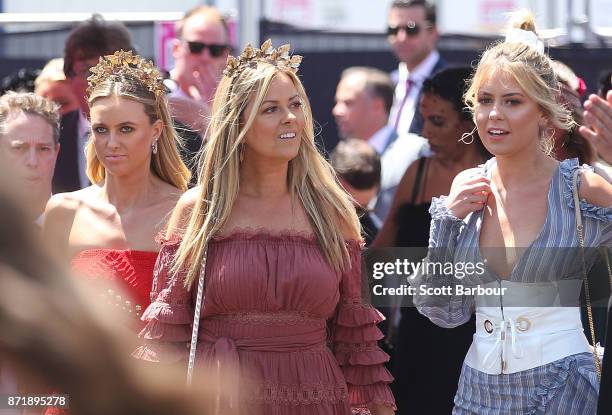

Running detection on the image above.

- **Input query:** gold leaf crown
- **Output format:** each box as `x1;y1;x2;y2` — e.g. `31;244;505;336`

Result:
87;50;166;98
223;39;303;79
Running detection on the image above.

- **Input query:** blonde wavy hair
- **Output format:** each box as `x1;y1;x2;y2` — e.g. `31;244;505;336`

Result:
86;75;191;191
464;10;574;155
173;60;361;287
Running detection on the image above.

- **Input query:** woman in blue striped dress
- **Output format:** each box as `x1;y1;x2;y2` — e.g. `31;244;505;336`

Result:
410;11;612;415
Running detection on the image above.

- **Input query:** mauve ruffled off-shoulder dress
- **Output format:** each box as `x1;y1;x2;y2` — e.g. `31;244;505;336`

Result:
133;229;396;414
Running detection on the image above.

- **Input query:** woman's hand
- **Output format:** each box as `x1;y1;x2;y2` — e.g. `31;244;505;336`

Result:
580;91;612;164
445;171;490;219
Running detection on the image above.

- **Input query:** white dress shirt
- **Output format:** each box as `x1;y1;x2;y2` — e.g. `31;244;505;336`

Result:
77;110;91;188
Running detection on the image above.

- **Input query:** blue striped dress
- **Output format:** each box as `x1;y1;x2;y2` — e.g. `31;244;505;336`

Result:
411;158;611;414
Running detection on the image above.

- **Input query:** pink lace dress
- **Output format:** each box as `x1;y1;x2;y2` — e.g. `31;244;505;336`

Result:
133;230;395;414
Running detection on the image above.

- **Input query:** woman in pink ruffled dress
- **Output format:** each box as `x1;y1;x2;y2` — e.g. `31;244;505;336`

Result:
134;40;396;415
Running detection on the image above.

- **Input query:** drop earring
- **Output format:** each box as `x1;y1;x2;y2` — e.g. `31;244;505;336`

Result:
152;139;158;154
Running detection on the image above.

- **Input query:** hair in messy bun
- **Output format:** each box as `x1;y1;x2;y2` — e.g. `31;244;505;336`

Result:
464;10;573;155
508;9;537;32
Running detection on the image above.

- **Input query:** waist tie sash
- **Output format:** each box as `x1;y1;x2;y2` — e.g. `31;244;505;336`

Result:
198;312;328;414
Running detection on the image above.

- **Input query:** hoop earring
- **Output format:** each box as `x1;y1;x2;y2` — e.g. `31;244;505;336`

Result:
151;139;158;155
459;126;477;145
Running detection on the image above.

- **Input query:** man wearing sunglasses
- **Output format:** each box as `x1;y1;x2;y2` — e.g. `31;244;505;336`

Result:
170;5;230;104
387;0;445;135
166;5;231;180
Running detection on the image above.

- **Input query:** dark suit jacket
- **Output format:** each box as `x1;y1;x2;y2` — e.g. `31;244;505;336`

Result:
406;56;447;135
52;110;82;193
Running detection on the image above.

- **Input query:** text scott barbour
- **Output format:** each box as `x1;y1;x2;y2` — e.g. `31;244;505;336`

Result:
372;284;507;296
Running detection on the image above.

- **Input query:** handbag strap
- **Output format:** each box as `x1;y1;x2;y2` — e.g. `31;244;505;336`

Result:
187;248;208;385
572;168;602;379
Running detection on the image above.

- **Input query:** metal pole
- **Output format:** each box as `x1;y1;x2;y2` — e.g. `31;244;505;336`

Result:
238;0;260;48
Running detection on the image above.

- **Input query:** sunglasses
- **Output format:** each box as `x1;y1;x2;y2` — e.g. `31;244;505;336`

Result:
186;41;229;57
387;21;431;37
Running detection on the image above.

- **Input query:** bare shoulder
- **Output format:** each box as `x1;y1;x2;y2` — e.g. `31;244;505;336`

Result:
42;187;99;255
166;186;200;236
579;169;612;208
44;186;99;226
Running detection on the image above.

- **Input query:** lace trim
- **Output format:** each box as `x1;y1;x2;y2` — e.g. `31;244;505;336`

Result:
156;227;363;249
207;311;325;326
243;381;348;405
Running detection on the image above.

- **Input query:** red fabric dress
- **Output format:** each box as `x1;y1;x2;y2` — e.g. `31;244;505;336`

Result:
71;249;158;325
45;249;158;415
134;230;396;414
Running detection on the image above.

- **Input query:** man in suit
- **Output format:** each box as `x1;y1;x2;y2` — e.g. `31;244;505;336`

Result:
387;0;446;135
52;15;133;193
333;66;428;222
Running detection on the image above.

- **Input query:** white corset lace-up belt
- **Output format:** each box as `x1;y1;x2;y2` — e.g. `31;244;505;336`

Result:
464;281;591;374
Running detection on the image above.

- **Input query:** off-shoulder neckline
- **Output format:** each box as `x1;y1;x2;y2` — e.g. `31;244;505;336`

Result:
157;226;363;248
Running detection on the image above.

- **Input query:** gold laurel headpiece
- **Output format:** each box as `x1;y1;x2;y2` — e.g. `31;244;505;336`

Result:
87;50;166;98
223;39;303;79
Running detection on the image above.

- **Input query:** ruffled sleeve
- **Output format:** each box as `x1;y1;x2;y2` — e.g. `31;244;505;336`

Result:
132;238;192;363
407;196;477;328
561;158;612;223
330;241;396;411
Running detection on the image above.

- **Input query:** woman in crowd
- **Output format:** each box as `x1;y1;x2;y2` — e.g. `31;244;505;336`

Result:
411;11;611;414
43;50;190;328
135;40;396;415
373;67;489;415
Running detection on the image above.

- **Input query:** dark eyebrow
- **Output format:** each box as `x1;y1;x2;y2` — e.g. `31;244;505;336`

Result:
262;94;300;105
478;91;524;98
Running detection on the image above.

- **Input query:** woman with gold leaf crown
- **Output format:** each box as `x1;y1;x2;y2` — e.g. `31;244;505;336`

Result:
42;50;191;330
134;40;396;414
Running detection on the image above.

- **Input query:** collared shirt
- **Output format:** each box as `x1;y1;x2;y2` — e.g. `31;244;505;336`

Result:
389;50;440;135
368;124;395;155
77;109;91;189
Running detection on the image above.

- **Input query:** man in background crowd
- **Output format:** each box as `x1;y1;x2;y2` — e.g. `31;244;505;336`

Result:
0;92;60;225
331;138;382;246
333;66;428;221
165;5;232;176
387;0;445;134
